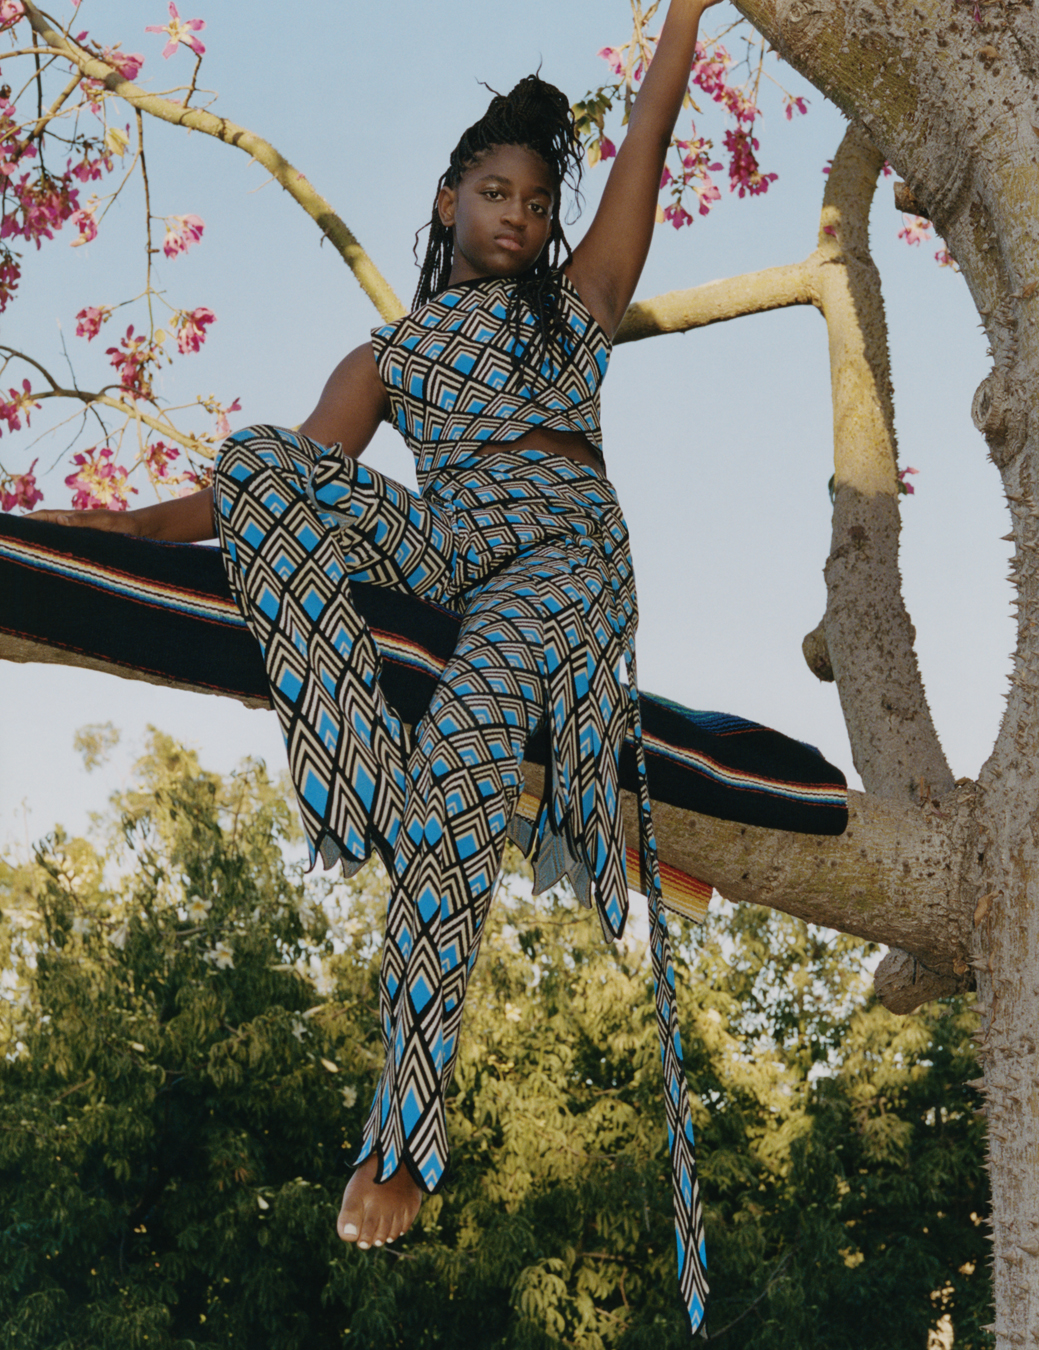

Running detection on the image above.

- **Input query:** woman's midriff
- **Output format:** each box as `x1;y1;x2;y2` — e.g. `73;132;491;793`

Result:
473;426;604;474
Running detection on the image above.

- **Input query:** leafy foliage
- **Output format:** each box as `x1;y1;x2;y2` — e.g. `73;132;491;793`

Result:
0;732;992;1347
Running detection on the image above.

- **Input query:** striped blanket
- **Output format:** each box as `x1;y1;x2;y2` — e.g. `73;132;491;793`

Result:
0;515;848;920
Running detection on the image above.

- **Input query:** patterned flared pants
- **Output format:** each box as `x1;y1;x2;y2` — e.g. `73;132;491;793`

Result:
214;426;707;1332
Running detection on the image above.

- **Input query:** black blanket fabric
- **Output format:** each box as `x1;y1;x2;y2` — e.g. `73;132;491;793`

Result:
0;514;847;836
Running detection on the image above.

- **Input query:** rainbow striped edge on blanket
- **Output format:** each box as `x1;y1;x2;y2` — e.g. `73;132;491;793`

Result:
0;515;849;924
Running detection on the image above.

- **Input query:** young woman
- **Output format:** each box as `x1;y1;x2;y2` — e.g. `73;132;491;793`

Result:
32;0;722;1328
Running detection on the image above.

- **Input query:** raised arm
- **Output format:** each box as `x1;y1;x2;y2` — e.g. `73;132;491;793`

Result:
567;0;723;336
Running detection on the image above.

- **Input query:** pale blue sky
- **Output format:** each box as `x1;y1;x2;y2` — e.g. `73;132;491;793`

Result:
1;0;1006;849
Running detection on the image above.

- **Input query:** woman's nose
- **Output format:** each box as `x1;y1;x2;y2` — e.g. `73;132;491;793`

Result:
499;197;524;226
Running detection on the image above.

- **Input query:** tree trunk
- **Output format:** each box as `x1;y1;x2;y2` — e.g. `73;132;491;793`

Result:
730;0;1039;1341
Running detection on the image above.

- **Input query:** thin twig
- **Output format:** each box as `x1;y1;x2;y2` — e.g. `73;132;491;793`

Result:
182;51;202;109
52;1073;95;1103
708;1246;797;1340
25;68;80;144
137;109;155;333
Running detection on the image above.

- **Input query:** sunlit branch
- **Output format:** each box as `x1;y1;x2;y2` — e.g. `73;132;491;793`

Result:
614;259;817;342
21;1;406;323
182;51;203;110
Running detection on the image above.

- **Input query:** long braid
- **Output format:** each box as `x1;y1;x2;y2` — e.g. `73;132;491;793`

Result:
412;75;584;387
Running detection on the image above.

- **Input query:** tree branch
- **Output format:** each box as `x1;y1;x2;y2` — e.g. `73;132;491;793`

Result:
815;124;954;803
20;1;406;324
0;345;214;453
614;260;818;343
0;632;977;985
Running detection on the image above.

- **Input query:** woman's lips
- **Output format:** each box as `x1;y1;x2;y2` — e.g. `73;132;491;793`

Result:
495;234;523;251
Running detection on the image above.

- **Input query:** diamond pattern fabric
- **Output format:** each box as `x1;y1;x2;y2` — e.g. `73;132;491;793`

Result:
215;266;707;1334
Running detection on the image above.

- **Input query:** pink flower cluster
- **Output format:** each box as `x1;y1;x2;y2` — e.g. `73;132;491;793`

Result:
146;3;206;60
75;304;113;340
174;304;216;353
65;445;137;510
142;439;179;481
0;248;20;313
898;466;919;496
162;214;204;259
0;0;24;29
0;379;40;435
69;197;99;247
0;458;42;512
1;89;119;259
783;95;809;121
691;43;759;125
106;325;165;400
724;128;778;198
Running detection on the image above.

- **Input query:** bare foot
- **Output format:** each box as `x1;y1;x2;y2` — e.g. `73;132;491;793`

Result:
337;1154;423;1250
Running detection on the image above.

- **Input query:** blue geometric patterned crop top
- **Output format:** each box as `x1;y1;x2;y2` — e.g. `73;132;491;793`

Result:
371;271;612;485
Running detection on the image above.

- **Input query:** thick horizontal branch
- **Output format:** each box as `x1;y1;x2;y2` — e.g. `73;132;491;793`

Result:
21;2;405;323
0;631;976;980
630;781;977;979
615;260;818;344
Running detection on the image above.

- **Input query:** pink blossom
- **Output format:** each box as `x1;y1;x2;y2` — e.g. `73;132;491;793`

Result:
162;213;204;259
0;251;20;313
1;171;81;248
0;379;40;435
897;214;933;247
69;146;115;183
897;466;919;496
215;397;241;439
691;42;757;124
65;446;137;510
102;45;145;80
881;161;893;177
598;45;626;77
175;305;216;354
142;439;179;480
663;203;694;230
75;304;113;340
783;95;808;120
0;0;24;28
69;197;99;247
724;127;778;198
935;247;958;270
1;458;43;511
692;178;721;216
106;325;162;400
599;137;616;162
145;3;206;60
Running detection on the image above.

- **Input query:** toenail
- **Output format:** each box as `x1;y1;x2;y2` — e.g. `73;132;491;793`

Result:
374;1239;383;1247
358;1241;370;1250
342;1223;358;1238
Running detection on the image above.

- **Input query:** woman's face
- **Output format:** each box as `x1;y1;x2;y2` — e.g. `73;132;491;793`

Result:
438;144;556;283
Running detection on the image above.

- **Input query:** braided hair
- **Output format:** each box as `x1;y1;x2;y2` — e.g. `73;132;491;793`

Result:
413;75;584;386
